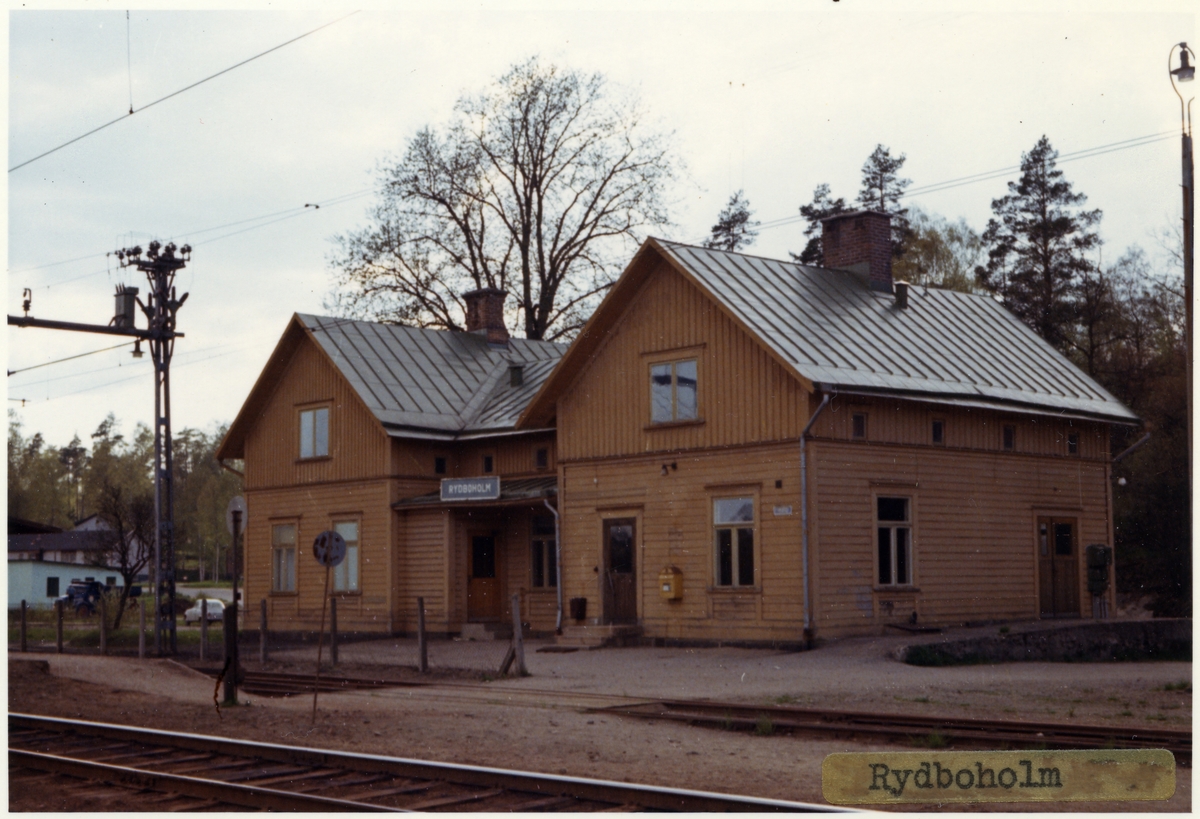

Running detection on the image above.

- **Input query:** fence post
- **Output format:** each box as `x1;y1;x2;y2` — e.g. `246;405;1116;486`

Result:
20;600;27;653
417;596;428;673
223;604;238;705
510;593;527;676
200;600;208;662
55;600;63;654
138;598;146;659
260;599;268;664
330;597;338;667
99;595;107;656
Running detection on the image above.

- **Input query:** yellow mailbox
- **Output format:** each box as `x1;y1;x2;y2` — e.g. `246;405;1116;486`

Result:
658;566;683;601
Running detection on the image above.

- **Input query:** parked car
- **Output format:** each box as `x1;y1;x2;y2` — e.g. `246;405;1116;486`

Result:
184;598;225;624
59;579;107;616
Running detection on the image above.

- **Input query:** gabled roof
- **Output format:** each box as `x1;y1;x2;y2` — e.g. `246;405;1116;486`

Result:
8;531;110;553
521;238;1137;426
218;314;566;459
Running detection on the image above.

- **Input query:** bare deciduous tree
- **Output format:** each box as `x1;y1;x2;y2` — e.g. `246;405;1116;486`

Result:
329;58;681;341
92;480;154;630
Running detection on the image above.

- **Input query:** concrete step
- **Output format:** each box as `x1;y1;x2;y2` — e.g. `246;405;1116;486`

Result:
555;624;641;648
460;622;512;641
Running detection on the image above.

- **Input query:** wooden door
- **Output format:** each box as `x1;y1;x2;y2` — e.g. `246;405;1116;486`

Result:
467;535;500;621
1038;517;1080;618
603;519;637;624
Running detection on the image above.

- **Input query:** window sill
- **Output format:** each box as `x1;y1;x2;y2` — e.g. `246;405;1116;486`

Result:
644;418;705;431
707;585;761;594
874;585;920;593
296;456;332;464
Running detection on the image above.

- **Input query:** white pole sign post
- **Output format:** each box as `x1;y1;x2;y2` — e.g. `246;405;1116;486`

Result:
310;530;346;723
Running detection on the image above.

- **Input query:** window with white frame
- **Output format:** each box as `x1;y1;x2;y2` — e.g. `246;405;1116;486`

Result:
299;407;329;459
650;359;698;423
714;497;755;587
272;523;297;592
876;497;912;586
530;515;557;587
333;520;359;592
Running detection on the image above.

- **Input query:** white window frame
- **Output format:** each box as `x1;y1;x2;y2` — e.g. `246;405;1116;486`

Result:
876;496;913;587
713;496;756;588
299;406;330;459
271;523;297;593
332;519;360;593
650;358;699;424
530;515;557;588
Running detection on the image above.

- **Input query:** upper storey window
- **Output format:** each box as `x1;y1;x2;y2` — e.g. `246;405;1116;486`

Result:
650;359;698;424
299;407;329;459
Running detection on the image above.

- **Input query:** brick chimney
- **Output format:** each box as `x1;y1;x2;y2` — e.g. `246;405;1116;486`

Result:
462;287;509;346
819;210;893;293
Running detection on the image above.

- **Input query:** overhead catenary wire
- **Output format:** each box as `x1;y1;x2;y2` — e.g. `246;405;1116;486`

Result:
20;346;244;404
7;340;136;377
8;341;235;389
8;10;361;173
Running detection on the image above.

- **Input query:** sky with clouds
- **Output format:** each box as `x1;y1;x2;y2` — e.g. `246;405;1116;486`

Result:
5;1;1194;450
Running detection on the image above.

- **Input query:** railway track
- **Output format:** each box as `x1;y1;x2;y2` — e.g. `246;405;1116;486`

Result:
597;700;1192;760
9;713;837;812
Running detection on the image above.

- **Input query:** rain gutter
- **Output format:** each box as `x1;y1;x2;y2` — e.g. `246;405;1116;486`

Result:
801;392;832;647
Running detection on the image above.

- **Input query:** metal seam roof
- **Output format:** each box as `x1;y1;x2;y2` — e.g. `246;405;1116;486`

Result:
299;314;566;436
655;241;1136;422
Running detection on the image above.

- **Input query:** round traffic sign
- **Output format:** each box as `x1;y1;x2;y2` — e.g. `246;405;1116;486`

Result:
312;530;347;568
226;496;247;536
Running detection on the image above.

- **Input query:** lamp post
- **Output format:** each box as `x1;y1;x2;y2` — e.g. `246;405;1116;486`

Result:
1169;42;1194;508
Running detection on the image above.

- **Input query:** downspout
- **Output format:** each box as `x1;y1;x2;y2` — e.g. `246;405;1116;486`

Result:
801;392;832;648
544;491;562;634
1113;432;1151;464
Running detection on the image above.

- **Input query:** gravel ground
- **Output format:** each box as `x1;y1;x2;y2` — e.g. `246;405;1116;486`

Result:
7;622;1192;812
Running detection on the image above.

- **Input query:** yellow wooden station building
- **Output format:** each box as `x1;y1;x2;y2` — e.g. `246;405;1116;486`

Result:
217;211;1135;646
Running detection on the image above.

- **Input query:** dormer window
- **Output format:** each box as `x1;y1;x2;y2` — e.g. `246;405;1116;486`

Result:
299;407;329;459
650;359;698;423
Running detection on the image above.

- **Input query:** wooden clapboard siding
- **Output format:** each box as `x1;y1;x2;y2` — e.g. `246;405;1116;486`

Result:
556;259;809;461
560;443;807;643
245;480;391;633
243;336;388;490
457;434;557;479
810;439;1113;637
396;509;450;633
810;395;1108;460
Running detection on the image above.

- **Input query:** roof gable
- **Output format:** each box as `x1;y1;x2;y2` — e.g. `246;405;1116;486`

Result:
219;314;567;459
522;239;1137;426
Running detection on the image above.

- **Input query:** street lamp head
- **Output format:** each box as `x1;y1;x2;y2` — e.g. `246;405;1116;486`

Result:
1171;43;1194;82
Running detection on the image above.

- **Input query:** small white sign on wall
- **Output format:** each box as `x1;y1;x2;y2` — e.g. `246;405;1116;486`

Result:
773;505;794;516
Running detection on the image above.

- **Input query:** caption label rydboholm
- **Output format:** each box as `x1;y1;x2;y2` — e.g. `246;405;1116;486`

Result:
822;749;1174;804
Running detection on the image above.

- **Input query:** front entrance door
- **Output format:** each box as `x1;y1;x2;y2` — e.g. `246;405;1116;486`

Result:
467;535;500;621
1038;517;1080;618
603;519;637;624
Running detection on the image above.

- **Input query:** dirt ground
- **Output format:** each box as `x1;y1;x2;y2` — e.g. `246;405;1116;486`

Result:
6;627;1192;812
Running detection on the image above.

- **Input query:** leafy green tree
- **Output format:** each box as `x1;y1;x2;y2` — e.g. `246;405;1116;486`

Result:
976;135;1102;350
702;190;759;252
891;207;982;293
173;426;242;582
8;412;73;528
329;57;681;341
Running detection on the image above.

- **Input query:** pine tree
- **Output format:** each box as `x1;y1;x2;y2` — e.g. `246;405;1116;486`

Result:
976;136;1102;350
857;144;912;258
702;190;759;252
790;183;850;265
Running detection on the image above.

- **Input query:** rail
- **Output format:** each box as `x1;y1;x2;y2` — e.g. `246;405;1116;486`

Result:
9;713;839;812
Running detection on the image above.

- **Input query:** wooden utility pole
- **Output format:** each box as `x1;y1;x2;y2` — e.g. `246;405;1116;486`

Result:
417;597;428;673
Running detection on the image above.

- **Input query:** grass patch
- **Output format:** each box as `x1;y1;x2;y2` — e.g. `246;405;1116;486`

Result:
1118;710;1133;717
772;694;798;705
754;715;775;736
998;626;1010;634
1164;680;1192;692
911;731;947;749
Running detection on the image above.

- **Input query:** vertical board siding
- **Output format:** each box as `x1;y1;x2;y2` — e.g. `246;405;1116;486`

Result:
396;509;449;633
393;434;556;481
244;339;388;489
810;395;1108;460
245;480;391;633
558;260;808;461
811;440;1112;636
560;444;806;643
